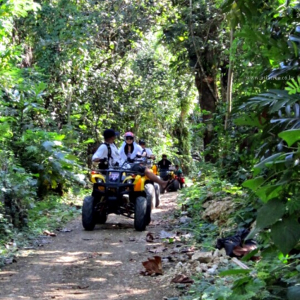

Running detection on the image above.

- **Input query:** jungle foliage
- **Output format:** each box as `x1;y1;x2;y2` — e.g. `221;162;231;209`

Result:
0;0;195;230
0;0;300;298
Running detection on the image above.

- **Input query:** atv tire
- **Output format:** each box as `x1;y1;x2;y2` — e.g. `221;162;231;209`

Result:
173;180;180;191
144;183;155;225
82;196;96;231
134;196;147;231
154;183;160;208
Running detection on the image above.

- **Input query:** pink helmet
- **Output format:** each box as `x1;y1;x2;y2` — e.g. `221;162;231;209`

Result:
124;132;134;137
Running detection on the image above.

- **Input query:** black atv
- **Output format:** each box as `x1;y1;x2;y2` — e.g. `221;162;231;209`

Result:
82;161;155;232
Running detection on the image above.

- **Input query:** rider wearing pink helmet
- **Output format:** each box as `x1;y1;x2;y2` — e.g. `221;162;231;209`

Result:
119;131;171;191
119;132;142;161
93;129;171;191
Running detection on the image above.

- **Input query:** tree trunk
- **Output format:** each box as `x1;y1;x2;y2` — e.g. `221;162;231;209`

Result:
188;0;219;162
195;72;217;162
224;28;234;130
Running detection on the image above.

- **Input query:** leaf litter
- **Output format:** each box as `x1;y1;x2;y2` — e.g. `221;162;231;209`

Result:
141;256;163;276
146;232;155;242
171;274;194;284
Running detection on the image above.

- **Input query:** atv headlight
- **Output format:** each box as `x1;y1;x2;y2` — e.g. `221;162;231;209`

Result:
96;178;103;183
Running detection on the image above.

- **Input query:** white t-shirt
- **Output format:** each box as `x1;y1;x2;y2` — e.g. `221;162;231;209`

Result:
92;143;122;167
141;147;153;157
119;142;143;161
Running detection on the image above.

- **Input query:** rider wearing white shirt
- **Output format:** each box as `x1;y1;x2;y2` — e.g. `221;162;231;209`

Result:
92;130;171;191
139;140;155;159
119;133;143;162
92;129;122;168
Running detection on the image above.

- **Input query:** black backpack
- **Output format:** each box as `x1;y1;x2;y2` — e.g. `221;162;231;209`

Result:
98;143;112;169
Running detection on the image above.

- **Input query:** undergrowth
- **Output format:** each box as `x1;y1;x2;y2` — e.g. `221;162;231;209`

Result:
177;166;300;300
0;191;82;267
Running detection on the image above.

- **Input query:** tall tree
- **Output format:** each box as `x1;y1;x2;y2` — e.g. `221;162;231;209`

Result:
160;0;226;161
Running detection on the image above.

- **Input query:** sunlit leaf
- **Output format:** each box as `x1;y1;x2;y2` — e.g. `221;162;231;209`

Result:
242;177;264;190
278;129;300;147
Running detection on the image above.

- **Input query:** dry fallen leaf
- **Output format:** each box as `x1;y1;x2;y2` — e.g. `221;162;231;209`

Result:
180;246;195;253
77;285;89;289
171;274;194;284
43;230;57;237
148;246;168;253
146;232;154;243
141;256;163;276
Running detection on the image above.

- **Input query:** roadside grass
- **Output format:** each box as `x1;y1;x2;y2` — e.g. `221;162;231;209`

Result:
0;190;83;267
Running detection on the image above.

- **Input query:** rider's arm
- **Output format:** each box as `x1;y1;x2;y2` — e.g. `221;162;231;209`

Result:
92;144;108;162
136;145;143;157
146;148;155;159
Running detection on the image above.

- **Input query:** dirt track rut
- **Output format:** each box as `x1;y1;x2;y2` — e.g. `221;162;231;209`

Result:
0;193;181;300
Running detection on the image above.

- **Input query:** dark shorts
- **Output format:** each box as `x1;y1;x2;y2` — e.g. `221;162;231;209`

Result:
131;163;146;174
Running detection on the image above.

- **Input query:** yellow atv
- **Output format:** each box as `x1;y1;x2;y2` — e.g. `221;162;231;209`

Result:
82;161;155;231
158;166;180;193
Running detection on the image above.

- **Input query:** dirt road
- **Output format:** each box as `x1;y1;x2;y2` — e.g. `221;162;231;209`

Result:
0;193;182;300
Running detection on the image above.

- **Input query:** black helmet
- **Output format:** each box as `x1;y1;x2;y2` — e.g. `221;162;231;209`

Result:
103;129;116;139
139;139;146;145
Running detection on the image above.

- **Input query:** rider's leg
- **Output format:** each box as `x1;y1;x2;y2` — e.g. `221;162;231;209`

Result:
144;168;169;189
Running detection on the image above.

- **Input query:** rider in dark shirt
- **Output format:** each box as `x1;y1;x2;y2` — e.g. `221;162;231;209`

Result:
157;154;172;170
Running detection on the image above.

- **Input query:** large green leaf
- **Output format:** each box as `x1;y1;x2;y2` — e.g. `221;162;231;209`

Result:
234;114;265;128
253;153;282;176
83;138;95;144
255;185;282;203
278;129;300;147
271;217;300;255
221;0;235;13
242;177;264;191
256;198;286;229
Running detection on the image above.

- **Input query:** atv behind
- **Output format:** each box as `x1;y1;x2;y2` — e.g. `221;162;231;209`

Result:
158;167;180;193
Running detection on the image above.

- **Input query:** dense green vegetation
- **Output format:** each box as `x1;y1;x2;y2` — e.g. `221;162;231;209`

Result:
0;0;299;298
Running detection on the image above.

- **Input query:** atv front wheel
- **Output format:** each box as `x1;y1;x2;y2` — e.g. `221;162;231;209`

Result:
134;196;147;231
154;183;160;208
145;183;155;226
173;180;180;191
82;196;96;231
